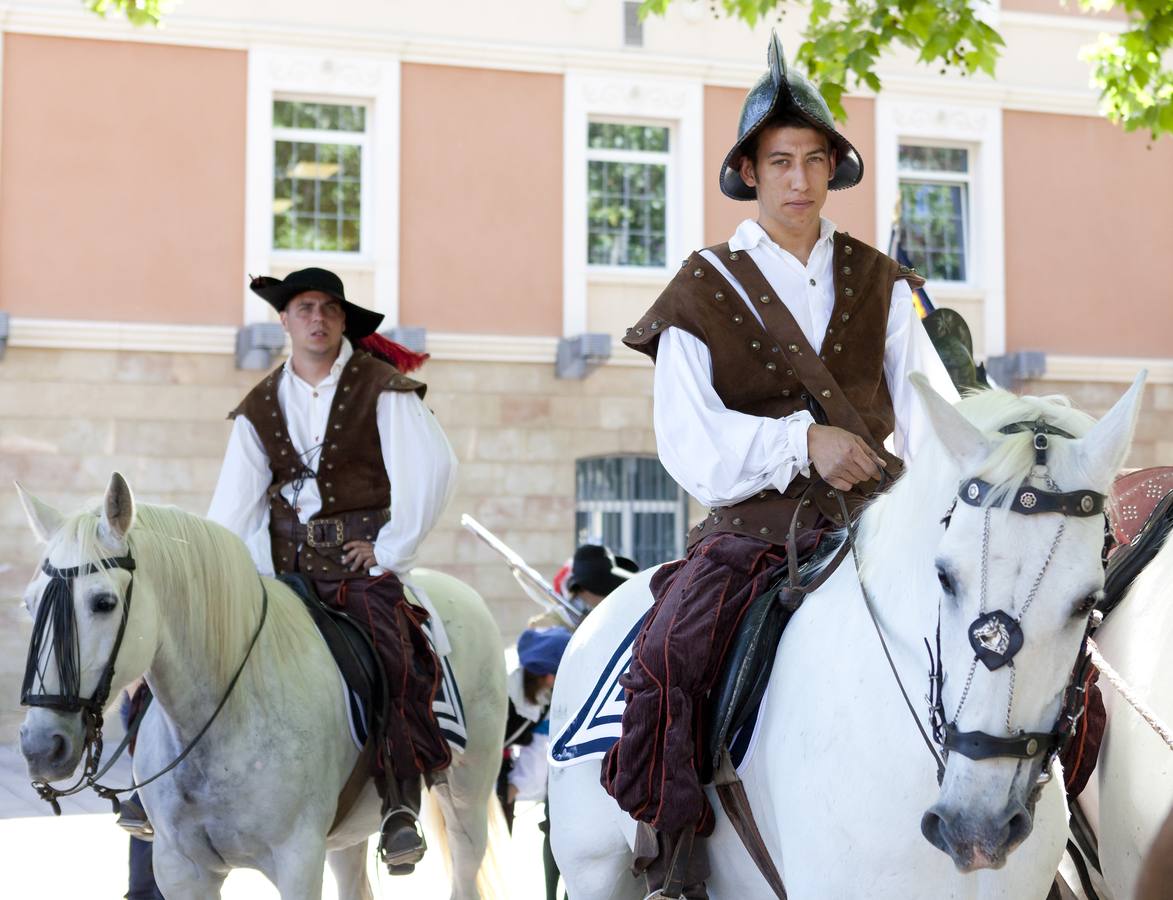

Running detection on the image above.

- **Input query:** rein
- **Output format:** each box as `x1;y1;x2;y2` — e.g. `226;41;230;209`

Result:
22;551;269;815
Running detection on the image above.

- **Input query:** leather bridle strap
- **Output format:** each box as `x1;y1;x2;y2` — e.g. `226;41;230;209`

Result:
838;490;948;784
942;723;1054;760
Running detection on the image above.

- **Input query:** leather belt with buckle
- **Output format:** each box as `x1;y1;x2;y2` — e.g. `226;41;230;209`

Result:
306;518;346;549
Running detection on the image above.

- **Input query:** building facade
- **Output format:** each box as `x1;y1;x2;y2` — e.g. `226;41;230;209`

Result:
1;0;1171;740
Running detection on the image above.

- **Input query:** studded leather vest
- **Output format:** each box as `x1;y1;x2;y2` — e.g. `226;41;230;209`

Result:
229;350;425;579
625;233;922;548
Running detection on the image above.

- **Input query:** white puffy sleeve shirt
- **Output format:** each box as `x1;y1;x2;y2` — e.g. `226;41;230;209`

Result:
208;367;457;578
654;220;958;509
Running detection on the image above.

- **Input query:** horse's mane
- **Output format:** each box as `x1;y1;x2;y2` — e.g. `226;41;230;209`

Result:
855;388;1097;604
45;503;323;718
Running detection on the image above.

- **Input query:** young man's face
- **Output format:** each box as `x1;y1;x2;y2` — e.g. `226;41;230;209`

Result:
739;124;835;235
280;290;346;358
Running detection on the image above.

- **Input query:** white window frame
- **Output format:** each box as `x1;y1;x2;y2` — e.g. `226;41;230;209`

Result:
270;95;373;258
585;116;673;273
896;141;973;284
875;97;1006;356
563;71;703;336
245;47;400;326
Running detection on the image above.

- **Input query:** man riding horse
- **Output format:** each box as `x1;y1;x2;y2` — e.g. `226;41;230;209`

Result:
600;34;958;898
208;267;457;874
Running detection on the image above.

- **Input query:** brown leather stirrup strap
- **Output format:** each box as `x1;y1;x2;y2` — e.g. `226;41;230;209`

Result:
329;738;376;835
713;751;787;899
662;826;696;898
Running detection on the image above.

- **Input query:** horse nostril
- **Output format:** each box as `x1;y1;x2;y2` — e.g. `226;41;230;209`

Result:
48;734;67;765
920;809;949;853
1006;808;1032;848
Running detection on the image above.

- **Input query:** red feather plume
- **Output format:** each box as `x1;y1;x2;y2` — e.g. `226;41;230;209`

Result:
356;333;430;374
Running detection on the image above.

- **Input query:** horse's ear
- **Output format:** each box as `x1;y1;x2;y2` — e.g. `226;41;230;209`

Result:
99;472;136;549
15;482;64;543
1074;371;1146;488
910;372;991;471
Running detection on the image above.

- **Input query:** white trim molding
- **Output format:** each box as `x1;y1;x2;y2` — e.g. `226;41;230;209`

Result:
563;70;703;336
1041;355;1173;385
7;318;238;354
874;96;1006;357
244;46;400;326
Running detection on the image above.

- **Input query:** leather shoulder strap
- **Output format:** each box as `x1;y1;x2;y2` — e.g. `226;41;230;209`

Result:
714;245;893;461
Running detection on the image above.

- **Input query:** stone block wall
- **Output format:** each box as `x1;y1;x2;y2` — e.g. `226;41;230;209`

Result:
0;346;656;744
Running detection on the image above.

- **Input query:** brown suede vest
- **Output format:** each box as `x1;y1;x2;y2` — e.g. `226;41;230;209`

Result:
625;232;923;548
229;349;426;579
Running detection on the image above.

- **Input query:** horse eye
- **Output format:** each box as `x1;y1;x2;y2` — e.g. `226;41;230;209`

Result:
89;593;118;615
936;565;955;597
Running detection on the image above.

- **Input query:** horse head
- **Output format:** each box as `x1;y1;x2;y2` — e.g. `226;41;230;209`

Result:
16;473;159;784
912;373;1144;871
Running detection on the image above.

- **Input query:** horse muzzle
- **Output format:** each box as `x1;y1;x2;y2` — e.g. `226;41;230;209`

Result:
920;800;1033;872
19;711;84;782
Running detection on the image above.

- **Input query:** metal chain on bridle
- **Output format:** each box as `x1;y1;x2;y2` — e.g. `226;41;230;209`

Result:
21;551;268;815
841;419;1107;787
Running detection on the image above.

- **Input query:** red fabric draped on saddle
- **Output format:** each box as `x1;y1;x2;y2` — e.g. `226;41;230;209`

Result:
1108;467;1173;548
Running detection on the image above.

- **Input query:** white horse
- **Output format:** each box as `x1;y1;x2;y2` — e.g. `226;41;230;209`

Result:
549;374;1144;900
1075;532;1173;899
16;474;507;900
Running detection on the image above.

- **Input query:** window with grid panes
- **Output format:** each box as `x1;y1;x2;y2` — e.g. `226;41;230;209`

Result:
272;99;368;253
586;122;670;268
897;145;970;282
575;456;687;568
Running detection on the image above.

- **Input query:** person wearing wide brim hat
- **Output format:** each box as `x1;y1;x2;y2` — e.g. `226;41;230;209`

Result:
565;544;638;612
208;266;457;875
605;31;959;898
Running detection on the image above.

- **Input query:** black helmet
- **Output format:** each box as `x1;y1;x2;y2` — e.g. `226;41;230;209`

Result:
720;31;864;200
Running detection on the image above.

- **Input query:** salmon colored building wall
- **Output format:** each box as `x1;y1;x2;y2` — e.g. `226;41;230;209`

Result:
704;86;877;247
1002;110;1173;358
399;64;563;336
0;35;246;325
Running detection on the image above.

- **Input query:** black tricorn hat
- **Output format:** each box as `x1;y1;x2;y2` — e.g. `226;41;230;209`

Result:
721;31;863;200
567;544;639;597
249;267;384;340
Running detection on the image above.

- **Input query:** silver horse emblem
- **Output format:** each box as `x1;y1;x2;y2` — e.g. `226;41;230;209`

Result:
972;617;1011;655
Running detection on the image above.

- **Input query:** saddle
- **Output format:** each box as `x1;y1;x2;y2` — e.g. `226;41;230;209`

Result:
705;539;844;779
279;573;388;830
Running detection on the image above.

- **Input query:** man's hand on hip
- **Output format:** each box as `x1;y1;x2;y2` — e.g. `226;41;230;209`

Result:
342;540;377;573
806;424;885;492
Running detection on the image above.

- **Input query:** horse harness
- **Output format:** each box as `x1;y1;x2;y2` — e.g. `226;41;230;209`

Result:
715;419;1109;900
927;421;1105;782
21;549;268;815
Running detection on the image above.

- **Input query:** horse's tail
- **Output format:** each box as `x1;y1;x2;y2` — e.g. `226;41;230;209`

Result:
475;793;510;900
419;782;509;900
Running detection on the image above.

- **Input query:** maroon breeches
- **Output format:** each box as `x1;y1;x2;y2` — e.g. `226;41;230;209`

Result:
601;532;808;836
312;572;452;780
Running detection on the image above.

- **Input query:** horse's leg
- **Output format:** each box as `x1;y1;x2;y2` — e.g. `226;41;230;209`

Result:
326;840;373;900
151;841;227;900
271;831;328;900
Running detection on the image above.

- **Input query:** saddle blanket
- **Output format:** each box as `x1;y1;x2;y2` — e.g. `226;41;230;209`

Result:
339;617;467;755
549;613;764;775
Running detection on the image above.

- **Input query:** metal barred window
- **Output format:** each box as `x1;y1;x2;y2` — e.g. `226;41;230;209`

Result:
575;455;687;568
898;144;971;282
272;99;369;253
586;121;670;268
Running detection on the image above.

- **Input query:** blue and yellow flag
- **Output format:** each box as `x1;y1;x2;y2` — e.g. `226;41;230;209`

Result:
887;224;936;320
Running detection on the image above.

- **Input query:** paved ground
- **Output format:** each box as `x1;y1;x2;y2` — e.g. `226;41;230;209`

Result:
0;745;552;899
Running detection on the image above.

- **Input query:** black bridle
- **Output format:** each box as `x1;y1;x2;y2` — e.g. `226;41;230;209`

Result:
927;421;1105;779
20;548;268;815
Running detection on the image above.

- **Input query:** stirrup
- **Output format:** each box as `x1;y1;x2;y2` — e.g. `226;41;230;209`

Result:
377;806;427;869
116;797;155;842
